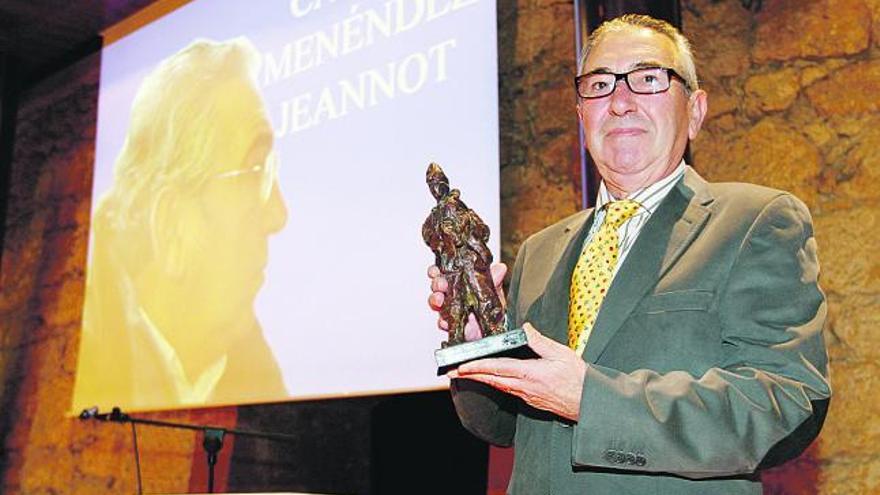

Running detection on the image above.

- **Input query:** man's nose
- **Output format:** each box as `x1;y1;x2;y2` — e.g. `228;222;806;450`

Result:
263;181;288;233
608;79;638;116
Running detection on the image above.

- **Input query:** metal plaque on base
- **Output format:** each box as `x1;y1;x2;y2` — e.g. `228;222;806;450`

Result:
435;327;534;375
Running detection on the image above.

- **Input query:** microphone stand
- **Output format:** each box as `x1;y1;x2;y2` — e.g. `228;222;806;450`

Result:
80;407;297;493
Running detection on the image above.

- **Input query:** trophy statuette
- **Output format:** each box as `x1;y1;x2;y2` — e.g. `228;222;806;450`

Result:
422;163;530;374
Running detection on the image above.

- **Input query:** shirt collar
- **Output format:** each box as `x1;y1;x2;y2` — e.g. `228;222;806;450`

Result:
595;159;686;215
136;306;228;405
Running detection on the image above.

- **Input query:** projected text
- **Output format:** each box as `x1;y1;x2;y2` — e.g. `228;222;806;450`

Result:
263;0;480;138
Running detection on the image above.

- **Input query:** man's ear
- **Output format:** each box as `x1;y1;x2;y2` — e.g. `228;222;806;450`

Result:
687;89;708;141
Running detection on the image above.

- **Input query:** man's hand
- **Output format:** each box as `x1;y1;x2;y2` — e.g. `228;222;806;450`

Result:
449;323;586;421
427;263;507;341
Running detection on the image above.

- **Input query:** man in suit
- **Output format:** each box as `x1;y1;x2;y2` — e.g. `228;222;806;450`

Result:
427;14;830;494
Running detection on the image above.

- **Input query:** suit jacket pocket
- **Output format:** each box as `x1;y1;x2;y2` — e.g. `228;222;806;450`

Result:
612;290;719;374
634;289;714;315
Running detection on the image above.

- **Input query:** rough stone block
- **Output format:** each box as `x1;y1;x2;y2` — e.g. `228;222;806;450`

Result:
806;59;880;117
801;120;836;149
682;0;751;79
800;59;849;88
836;118;880;202
695;117;822;209
817;456;880;495
542;134;580;182
73;422;139;490
744;68;800;114
501;168;577;245
814;206;880;296
534;85;577;136
701;80;740;121
40;226;87;288
0;236;44;315
50;145;95;198
50;195;92;231
814;359;880;459
37;276;85;329
754;0;871;62
514;3;573;64
826;295;880;359
868;0;880;48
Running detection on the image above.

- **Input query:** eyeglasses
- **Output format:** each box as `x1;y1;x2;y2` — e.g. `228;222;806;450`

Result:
212;149;279;204
574;67;688;99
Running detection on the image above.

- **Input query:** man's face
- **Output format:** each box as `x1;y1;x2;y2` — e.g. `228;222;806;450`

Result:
175;80;288;337
576;27;706;193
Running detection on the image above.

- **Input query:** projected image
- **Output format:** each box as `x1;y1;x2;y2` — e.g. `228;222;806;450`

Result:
73;39;289;410
72;0;500;413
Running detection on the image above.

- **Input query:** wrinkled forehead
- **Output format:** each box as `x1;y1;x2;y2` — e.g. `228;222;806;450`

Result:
584;27;679;73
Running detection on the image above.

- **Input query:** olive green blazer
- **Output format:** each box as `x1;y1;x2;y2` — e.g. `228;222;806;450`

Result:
452;167;831;495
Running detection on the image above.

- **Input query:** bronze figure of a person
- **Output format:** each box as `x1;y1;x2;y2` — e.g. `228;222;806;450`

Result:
422;163;505;346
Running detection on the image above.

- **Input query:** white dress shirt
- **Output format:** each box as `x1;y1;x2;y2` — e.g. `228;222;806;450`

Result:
583;160;686;279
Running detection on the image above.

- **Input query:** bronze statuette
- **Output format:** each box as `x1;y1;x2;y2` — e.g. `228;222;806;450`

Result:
423;163;529;373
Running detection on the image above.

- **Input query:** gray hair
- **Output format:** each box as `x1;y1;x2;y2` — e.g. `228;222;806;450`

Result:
98;37;268;274
578;14;699;92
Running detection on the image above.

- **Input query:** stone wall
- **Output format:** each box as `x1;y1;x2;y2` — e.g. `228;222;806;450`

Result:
1;0;877;493
497;1;582;264
684;0;880;493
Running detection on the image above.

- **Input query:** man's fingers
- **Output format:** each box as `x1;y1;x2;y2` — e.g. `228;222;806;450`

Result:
427;265;441;278
490;263;508;288
455;372;526;397
437;317;449;330
464;314;482;341
455;358;535;400
491;263;508;306
431;275;448;293
428;292;444;311
457;357;528;377
523;323;573;359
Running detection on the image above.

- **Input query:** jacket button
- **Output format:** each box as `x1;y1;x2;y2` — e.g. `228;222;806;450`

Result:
625;452;637;465
635;454;647;466
603;450;617;463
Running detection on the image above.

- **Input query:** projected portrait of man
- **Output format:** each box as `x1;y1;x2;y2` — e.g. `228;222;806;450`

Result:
73;38;289;411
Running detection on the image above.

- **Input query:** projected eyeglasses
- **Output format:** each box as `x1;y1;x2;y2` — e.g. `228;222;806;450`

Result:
212;149;280;204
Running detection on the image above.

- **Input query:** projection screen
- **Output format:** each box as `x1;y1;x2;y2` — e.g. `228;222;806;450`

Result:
72;0;500;413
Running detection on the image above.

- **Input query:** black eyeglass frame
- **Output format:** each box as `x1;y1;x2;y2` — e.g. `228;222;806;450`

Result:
574;67;690;99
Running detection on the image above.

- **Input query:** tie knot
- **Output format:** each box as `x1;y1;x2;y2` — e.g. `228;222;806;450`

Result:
603;200;641;228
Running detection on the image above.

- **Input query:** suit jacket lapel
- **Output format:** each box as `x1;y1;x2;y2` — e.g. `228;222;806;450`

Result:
582;168;714;363
535;209;595;346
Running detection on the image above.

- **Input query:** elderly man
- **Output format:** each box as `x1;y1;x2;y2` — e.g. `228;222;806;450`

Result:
73;38;288;412
428;14;830;494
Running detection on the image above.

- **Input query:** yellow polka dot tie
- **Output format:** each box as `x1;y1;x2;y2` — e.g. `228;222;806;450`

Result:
568;200;641;356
